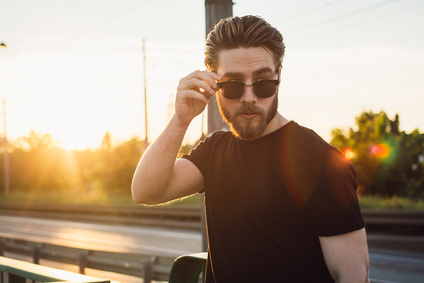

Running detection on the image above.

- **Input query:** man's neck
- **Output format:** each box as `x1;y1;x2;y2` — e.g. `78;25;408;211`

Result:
259;112;290;138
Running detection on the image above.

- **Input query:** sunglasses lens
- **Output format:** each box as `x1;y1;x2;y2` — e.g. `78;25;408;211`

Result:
221;82;244;99
254;81;277;98
218;80;278;99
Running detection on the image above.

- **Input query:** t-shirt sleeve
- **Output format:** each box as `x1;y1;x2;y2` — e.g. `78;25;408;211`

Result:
302;149;365;236
180;133;219;181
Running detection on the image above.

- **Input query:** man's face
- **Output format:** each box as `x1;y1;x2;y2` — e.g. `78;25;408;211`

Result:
216;47;279;140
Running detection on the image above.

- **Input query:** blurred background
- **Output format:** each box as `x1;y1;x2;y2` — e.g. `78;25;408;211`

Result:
0;0;423;204
0;2;423;282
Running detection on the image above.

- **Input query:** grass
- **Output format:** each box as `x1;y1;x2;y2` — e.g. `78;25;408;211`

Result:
0;189;134;205
0;189;203;207
1;190;423;210
358;195;424;210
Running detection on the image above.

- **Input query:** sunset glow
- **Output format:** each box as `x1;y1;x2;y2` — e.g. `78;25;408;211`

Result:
0;0;423;150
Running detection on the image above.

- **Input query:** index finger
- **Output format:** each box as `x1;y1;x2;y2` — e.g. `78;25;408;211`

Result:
188;70;222;89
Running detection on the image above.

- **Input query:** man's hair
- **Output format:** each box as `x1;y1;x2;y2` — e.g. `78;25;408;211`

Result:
204;15;285;73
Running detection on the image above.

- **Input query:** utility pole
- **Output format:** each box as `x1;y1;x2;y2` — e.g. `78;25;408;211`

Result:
205;0;232;136
202;0;233;252
2;100;9;195
142;38;149;149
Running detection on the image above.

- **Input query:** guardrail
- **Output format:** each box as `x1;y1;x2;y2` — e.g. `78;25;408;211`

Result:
0;256;110;283
0;236;176;283
0;202;423;235
0;202;202;231
361;210;424;235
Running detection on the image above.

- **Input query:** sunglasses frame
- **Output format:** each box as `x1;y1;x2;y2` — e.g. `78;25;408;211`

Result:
217;78;280;100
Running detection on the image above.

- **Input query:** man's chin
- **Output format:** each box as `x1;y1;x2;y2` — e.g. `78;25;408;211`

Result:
230;120;267;141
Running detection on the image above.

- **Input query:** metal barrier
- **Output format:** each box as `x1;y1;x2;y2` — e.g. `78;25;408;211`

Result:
0;256;109;283
0;237;175;283
1;202;423;235
0;202;202;231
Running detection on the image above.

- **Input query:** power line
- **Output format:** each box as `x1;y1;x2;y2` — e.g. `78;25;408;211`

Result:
5;0;200;56
123;0;199;41
66;0;152;41
48;0;152;51
367;0;424;22
274;0;351;25
284;0;402;34
14;0;82;45
146;14;204;41
0;0;50;36
318;0;424;36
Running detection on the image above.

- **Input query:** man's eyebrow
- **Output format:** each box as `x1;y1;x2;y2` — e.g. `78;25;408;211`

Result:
222;71;243;78
253;67;274;76
223;67;275;78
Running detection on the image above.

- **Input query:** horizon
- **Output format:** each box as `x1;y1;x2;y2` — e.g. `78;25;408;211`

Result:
1;0;423;150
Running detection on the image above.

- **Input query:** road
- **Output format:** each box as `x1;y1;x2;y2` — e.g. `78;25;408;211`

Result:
1;215;424;282
369;248;424;283
0;215;201;257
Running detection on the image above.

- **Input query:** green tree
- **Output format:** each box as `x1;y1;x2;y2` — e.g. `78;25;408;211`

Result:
330;111;424;198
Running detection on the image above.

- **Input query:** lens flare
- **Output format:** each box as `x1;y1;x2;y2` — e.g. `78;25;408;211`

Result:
343;147;355;161
371;143;390;159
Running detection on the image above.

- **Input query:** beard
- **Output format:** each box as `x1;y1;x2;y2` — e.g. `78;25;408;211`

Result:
217;94;278;140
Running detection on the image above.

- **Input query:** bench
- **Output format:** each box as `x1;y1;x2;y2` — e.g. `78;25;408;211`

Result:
0;256;109;283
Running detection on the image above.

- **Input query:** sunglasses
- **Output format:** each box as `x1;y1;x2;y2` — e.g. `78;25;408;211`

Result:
217;79;280;100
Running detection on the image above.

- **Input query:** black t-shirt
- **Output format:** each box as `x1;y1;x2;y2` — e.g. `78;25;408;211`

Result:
183;121;364;282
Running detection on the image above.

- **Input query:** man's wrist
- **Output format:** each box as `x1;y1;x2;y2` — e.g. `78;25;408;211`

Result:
170;115;192;131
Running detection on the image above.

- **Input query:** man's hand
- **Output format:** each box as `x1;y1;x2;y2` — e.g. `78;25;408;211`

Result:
175;70;222;127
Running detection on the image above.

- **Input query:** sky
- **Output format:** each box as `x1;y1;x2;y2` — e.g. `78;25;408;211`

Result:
0;0;423;150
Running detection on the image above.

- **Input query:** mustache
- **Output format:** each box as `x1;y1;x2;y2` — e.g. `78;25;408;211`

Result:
235;103;264;115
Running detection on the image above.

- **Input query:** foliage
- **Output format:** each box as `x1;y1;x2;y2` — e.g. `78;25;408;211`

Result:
0;131;79;193
358;195;424;210
2;111;423;203
72;133;147;194
331;111;424;198
0;130;201;199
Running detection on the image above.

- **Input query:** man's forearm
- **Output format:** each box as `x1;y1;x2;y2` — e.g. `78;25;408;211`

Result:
131;115;189;204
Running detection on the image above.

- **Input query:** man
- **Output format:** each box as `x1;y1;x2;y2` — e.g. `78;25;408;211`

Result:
132;15;370;282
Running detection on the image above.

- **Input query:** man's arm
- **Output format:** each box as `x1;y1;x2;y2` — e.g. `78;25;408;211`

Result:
131;70;221;205
319;228;370;283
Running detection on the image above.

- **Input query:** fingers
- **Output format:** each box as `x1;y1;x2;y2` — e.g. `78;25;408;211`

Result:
174;70;223;124
178;70;222;100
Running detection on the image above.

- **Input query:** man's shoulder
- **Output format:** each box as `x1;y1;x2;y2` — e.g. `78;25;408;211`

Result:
281;121;342;162
284;122;331;149
186;130;233;157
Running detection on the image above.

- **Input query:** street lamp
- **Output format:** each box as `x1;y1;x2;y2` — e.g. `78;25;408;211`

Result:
1;43;10;195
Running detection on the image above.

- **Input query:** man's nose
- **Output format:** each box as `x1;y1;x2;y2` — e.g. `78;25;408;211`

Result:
240;84;257;103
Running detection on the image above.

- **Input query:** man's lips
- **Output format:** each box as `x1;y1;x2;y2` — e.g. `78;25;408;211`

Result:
240;112;259;119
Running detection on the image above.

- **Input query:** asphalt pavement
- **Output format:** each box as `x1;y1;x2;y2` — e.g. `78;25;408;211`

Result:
1;215;423;282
